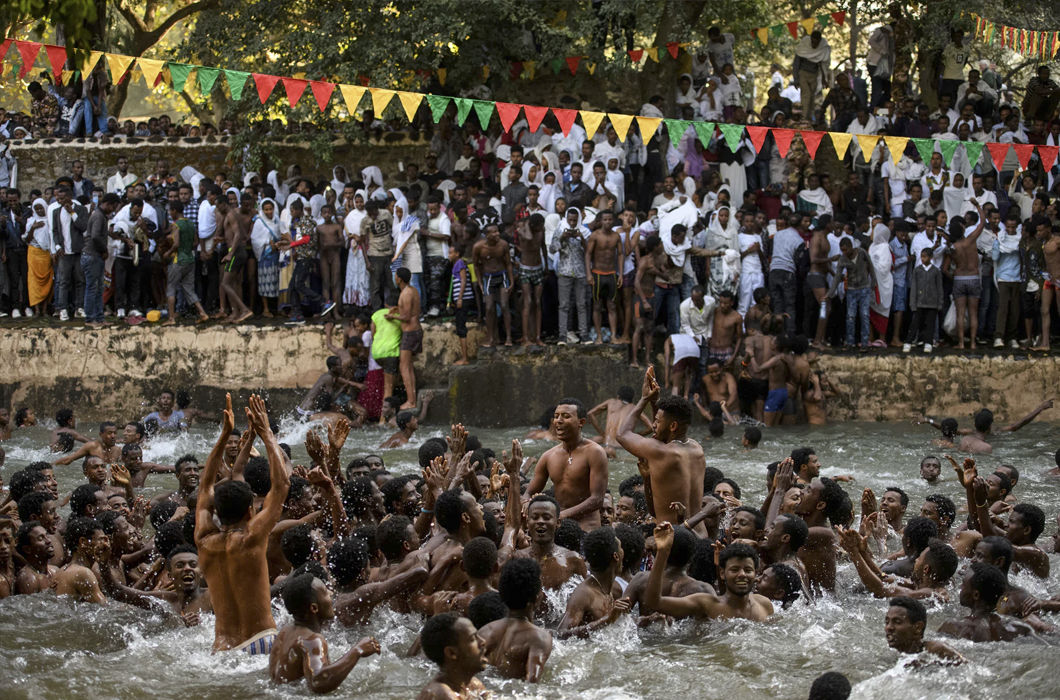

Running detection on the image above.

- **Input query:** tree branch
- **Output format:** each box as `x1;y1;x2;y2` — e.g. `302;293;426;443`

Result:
141;0;220;50
114;0;148;34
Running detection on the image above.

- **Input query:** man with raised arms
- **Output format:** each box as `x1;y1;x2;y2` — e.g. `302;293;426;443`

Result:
195;393;290;653
616;367;705;531
585;385;652;459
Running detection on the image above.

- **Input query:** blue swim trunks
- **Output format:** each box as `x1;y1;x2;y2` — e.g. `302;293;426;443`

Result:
764;387;789;413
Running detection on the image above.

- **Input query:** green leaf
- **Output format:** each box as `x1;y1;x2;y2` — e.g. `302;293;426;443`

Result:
472;100;494;131
225;70;250;101
693;121;715;148
664;119;691;145
719;123;745;152
167;62;192;92
911;138;935;164
426;95;451;123
197;66;220;95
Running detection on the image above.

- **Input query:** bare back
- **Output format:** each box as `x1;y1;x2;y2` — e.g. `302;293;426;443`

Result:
198;529;275;649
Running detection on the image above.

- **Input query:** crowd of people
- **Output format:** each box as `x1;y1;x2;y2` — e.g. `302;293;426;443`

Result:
0;378;1058;697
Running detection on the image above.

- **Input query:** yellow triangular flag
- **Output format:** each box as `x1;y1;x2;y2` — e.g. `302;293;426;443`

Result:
636;116;662;141
856;134;880;160
396;91;424;122
137;58;164;88
830;132;853;158
370;87;395;115
81;50;103;76
339;85;366;114
646;47;659;62
800;18;816;35
62;69;77;84
587;62;597;76
757;28;769;44
580;110;606;139
608;113;634;142
437;68;447;85
524;61;535;80
106;53;135;81
883;136;909;165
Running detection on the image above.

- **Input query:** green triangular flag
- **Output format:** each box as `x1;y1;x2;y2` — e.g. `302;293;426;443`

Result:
770;24;786;39
549;58;564;74
664;119;691;145
693;121;715;148
225;70;250;101
937;139;959;168
963;141;985;169
911;137;935;164
425;95;451;123
472;100;494;130
817;13;831;27
718;123;745;152
167;62;192;92
197;66;220;95
453;97;473;127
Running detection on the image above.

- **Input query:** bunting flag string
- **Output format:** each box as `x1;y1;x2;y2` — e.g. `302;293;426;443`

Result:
971;13;1060;59
751;11;845;45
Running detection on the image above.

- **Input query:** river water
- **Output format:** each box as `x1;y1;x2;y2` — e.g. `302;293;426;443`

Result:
2;417;1059;699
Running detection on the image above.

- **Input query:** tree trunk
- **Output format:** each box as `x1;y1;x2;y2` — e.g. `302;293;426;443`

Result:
847;0;860;69
638;0;708;109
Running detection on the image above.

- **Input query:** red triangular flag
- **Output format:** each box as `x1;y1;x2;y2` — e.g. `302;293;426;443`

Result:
310;81;335;111
1037;145;1059;171
524;105;548;133
1012;144;1035;170
800;130;825;159
281;77;308;107
831;11;846;26
746;126;770;154
665;42;680;59
552;108;578;136
0;39;10;65
509;62;523;80
787;22;799;39
358;74;370;87
565;56;581;75
986;143;1009;171
253;73;281;104
495;102;521;133
44;44;67;77
627;48;644;62
772;128;796;158
16;40;42;79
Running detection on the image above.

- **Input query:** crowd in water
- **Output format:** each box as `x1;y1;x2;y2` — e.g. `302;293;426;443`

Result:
0;378;1058;698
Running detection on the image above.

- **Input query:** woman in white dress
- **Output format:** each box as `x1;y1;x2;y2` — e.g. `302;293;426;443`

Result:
342;189;370;307
250;197;285;317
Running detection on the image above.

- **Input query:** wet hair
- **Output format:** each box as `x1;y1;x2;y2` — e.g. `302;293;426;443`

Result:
462;537;498;579
244;456;272;496
990;471;1012;497
286;476;311;505
53;432;75;453
967;562;1007;607
467;591;508;629
997;464;1019;487
618;475;643;497
421;612;463;666
213;480;255;525
818;478;849;526
528;493;561;519
417;439;447;469
979;535;1014;574
436;489;475;534
396;411;415;430
15;520;44;557
777;514;809;550
175;454;198;472
884;487;909;508
903;517;938;556
155;521;187;559
887;596;927;629
1012;503;1045;540
17;491;55;522
555;518;585;552
377;515;414;560
715;478;742;500
718;542;759;570
582;526;618;571
614;523;645;572
380;475;414;514
790;447;816;471
669;526;698;569
499;557;542;610
688;538;718;586
923;540;958;582
617;386;635;402
656;395;692;426
743;426;762;447
96;510;123;536
925;494;956;527
555;397;587;418
768;563;803;607
702;467;725;493
281;524;315;567
346;457;370;479
630;491;649;517
70;484;103;517
734;506;764;531
149;500;179;531
56;408;75;427
708;418;724;438
9;470;47;502
64;516;102;554
808;671;851;700
327;537;370;587
282;573;321;618
939;418;959;438
340;476;376;518
973;408;994;433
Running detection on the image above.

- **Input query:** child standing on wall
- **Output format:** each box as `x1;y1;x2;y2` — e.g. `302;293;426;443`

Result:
449;245;475;365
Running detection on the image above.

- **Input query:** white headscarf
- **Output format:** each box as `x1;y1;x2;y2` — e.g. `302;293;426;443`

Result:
281;192;307;229
540;172;560;213
24;198;50;249
869;222;893;314
706;206;739;252
242;171;258;188
389;187;417;257
344;189;368;244
250;198;281;261
331;166;349;198
659;198;697;267
362;166;386;200
180;166;205;197
225;186;241;205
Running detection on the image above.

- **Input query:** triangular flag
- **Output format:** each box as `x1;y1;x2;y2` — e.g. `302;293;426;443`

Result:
168;63;192;92
0;39;10;66
453;97;473;127
772;128;795;157
225;70;250;100
45;45;67;77
963;141;985;169
16;41;41;79
1012;144;1035;170
495;102;521;132
636;116;662;142
425;94;450;122
883;136;909;165
436;68;447;85
524;105;548;132
509;61;523;80
911;137;935;164
1037;144;1059;171
549;58;564;74
937;139;959;168
719;123;745;152
80;50;103;76
253;73;280;104
665;119;691;145
800;130;825;159
756;28;769;44
786;22;799;39
137;58;164;88
817;14;831;27
106;53;134;83
197;66;220;94
587;62;597;76
627;48;644;62
565;56;581;74
472;100;494;130
369;87;395;115
310;81;335;111
746;125;770;153
693;122;715;148
986;142;1009;171
855;134;878;160
646;47;659;62
665;42;680;59
580;110;606;139
340;85;366;114
800;18;816;35
608;113;634;142
395;91;422;121
770;24;786;39
552;108;578;136
282;77;309;107
831;11;846;25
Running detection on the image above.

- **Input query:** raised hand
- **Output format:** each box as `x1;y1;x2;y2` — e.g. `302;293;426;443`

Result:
447;423;468;460
328;417;352;453
835;526;863;552
487;462;508;498
971;477;989;503
236;426;254;456
669;501;687;523
306;466;333;489
245;394;271;437
945;455;967;487
222;393;235;433
110;463;131;487
305;429;329;467
860;488;877;518
181;611;201;627
608;597;632;622
773;458;794;493
642;366;660;404
653;522;675;551
505;439;523;474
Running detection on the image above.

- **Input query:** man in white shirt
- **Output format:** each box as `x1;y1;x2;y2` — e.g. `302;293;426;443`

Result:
910;218;945;269
956;69;997;118
105;156;138;197
420;194;452;317
705;27;736;73
679;286;716;378
196;185;222;313
592;127;626;169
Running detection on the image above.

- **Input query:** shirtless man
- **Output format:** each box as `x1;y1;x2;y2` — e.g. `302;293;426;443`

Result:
807;223;832;349
14;521;58;594
758;513;810;589
196;393;290;653
512;495;587;589
938;563;1036;642
884;596;964;664
617;368;705;532
517;213;548;346
616;208;640;343
749;334;792;427
956;401;1053;454
0;521;13;598
838;528;957;600
622;524;715;616
387;268;422;410
586;386;652;459
416;613;488;700
478;558;553;682
54;516;108;604
219;199;253;324
317;204;344;307
379;411;418;448
645;524;774;621
269;573;380;693
738;317;774;421
54;421;120;466
51;408;89;448
968;477;1050;578
557;526;630;637
585;211;623;344
526;398;608;530
103;544;212;624
700;361;738;409
949;199;985;349
471;223;514;347
631;234;662;368
794;476;846;593
1032;219;1060;351
706;291;742;367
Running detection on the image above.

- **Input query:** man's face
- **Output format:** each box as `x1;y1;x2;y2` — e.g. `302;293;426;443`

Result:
123;424;140;444
718;295;733;313
117;158;128;173
122;446;143;471
880;491;906;522
485;225;500;243
108;494;130;517
722;556;757;595
72;162;84;178
729;511;759;540
398;481;421;516
884;605;922;651
24;525;54;562
112;515;140;554
84;457;107;484
780;487;802;515
651;409;678;443
452;617;486;674
919;501;942;530
37;500;59;533
614;496;637;524
601;493;614;525
1005;511;1029;543
762;516;790;552
552;404;584;443
224;433;241;460
527;501;558;544
570;164;582;182
35;468;58;497
663;177;675;194
83;528;110;563
920;458;941;482
365;456;384;470
177;461;201;492
169;552;201;592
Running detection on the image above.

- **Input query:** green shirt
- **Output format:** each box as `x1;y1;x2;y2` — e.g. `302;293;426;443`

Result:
173;218;196;266
370;308;401;359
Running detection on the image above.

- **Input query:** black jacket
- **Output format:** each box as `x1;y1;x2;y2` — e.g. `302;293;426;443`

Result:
50;202;90;254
